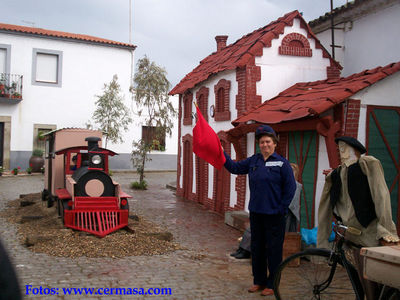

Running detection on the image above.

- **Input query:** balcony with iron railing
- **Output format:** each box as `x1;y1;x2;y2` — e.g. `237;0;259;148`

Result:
0;73;23;104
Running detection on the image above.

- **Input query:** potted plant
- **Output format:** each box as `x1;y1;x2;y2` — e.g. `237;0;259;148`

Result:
26;166;32;174
12;166;21;175
0;166;4;176
0;74;6;96
12;92;22;99
0;84;5;96
29;149;44;172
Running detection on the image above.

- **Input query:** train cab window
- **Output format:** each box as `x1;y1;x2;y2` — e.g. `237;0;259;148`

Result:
70;154;78;171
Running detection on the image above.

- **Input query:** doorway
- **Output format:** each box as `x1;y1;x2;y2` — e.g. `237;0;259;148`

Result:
0;122;4;167
288;130;319;229
366;106;400;231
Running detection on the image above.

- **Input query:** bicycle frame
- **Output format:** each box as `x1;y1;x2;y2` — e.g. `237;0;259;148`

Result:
328;225;365;300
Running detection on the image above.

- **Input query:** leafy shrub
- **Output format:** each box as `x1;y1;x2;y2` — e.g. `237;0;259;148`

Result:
130;180;147;190
32;149;44;157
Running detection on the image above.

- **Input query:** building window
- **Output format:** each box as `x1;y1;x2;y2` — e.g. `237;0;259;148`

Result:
142;126;165;151
196;86;209;121
183;92;193;126
213;79;231;121
32;49;63;87
0;44;11;76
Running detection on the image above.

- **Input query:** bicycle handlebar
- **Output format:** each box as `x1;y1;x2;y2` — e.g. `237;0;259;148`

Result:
335;223;362;237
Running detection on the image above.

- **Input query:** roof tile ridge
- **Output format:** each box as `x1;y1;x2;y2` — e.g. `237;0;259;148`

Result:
0;22;134;47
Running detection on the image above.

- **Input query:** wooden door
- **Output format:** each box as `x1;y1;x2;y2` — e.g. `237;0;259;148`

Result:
288;131;319;229
366;106;400;231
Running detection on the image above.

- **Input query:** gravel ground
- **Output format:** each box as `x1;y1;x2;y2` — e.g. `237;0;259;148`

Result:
0;192;181;258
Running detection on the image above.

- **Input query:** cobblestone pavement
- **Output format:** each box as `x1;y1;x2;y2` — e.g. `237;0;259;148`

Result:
0;172;266;300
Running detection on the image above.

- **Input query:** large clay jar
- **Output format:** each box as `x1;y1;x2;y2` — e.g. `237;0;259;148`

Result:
29;156;44;172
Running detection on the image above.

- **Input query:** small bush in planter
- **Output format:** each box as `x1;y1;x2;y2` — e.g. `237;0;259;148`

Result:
32;149;44;157
130;180;147;190
26;166;32;174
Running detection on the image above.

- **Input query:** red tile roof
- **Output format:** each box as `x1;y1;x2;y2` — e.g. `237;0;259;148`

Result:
0;23;136;50
170;10;339;95
232;61;400;126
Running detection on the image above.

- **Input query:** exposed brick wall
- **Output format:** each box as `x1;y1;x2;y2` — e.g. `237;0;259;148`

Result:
235;67;247;116
279;33;312;57
235;59;262;115
327;65;341;79
246;60;262;110
214;79;231;121
215;35;228;52
183;92;193;125
344;99;361;138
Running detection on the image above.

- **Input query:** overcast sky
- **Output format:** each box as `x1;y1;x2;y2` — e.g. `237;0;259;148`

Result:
1;0;349;87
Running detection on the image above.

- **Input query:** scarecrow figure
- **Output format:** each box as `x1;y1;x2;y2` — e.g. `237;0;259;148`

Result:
317;136;399;300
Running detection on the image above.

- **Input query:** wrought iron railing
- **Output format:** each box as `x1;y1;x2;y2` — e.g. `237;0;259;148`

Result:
0;73;23;99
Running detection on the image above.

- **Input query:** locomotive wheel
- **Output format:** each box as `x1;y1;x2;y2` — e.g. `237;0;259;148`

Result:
61;200;70;224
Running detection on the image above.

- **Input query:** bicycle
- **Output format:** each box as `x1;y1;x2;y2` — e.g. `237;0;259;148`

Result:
273;222;400;299
273;222;364;299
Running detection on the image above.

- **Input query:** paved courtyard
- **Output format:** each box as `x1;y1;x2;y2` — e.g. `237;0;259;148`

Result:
0;172;264;300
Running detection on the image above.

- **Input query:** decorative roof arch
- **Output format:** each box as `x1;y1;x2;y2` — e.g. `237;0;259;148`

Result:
279;32;312;57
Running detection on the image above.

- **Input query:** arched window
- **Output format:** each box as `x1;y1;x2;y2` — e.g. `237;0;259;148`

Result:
183;92;193;125
196;87;209;121
213;79;231;121
216;87;225;112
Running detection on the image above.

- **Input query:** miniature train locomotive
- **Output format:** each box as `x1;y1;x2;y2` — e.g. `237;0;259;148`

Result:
41;128;131;237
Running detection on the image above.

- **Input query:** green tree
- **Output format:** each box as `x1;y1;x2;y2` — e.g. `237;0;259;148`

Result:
131;56;176;184
91;75;132;148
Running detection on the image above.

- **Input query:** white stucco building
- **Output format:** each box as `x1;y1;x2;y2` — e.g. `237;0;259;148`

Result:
0;23;178;171
309;0;400;76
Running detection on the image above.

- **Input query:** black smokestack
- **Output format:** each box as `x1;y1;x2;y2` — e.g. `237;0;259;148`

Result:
85;137;101;151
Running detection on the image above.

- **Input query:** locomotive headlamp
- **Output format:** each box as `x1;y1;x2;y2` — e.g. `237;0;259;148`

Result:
91;154;102;165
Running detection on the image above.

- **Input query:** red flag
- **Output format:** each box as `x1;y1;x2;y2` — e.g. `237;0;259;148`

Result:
193;105;226;169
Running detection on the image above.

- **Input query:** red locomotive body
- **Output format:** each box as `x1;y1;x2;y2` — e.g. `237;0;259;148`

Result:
42;128;131;237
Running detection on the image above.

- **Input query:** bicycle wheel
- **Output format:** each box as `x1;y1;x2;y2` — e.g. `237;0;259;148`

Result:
274;248;357;300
